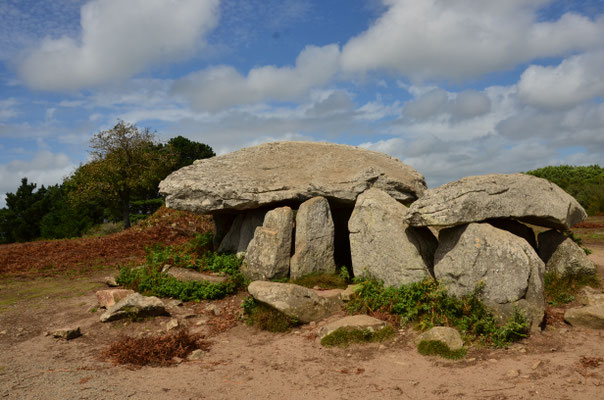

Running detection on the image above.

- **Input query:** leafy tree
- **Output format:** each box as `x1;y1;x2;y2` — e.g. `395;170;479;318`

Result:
0;178;50;243
69;121;173;228
526;165;604;215
165;135;215;171
39;183;105;239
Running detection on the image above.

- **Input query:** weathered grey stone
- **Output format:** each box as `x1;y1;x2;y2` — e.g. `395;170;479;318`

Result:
487;219;537;249
159;141;427;214
241;207;293;281
317;315;387;339
165;267;227;283
50;327;82;340
435;223;545;330
406;173;587;230
538;230;597;275
579;287;604;307
349;188;437;287
187;349;207;360
564;305;604;329
414;326;464;351
218;210;266;255
312;288;344;311
247;281;340;323
290;197;336;279
96;289;134;309
100;293;168;323
212;214;236;249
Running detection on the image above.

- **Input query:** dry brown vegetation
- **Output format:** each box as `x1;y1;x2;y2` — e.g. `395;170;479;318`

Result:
0;207;213;278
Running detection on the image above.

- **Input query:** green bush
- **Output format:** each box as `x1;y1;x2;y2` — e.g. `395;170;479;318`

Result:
348;278;529;347
115;235;245;302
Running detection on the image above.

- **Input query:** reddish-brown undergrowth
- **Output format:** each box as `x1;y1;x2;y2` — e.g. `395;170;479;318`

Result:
0;207;213;277
103;330;210;367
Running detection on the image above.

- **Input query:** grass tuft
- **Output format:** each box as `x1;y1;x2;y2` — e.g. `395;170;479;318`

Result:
417;340;467;360
544;270;600;306
293;272;348;289
241;296;299;332
320;325;395;347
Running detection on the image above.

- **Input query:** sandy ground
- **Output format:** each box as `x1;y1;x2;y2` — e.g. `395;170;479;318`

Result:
1;237;603;399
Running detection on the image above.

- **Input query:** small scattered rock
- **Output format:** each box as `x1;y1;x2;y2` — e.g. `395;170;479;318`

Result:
96;289;134;309
564;305;604;329
103;276;119;287
205;304;223;316
187;349;207;361
165;319;179;331
505;369;520;378
100;293;168;323
414;326;464;351
0;330;6;335
50;327;82;340
341;285;359;301
531;360;542;370
317;315;387;339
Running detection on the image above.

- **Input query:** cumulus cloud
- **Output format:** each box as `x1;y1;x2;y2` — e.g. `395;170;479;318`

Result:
173;44;341;111
0;99;19;120
340;0;604;80
18;0;219;91
518;51;604;109
0;150;75;207
402;89;491;122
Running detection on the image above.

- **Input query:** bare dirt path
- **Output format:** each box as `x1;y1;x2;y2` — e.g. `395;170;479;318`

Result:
1;219;604;399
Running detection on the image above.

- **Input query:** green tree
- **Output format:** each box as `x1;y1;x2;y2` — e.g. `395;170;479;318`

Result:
70;121;173;228
165;135;215;171
0;178;50;243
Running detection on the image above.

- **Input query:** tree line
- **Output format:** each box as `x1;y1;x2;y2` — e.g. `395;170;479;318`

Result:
526;164;604;216
0;121;215;244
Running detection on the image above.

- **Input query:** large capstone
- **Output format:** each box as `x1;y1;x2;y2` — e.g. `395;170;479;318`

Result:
290;196;336;280
349;188;437;287
159;141;427;214
241;207;293;281
406;173;587;230
434;223;545;330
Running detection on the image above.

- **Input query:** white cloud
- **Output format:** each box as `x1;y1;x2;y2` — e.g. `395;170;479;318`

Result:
0;150;76;207
402;89;491;122
340;0;604;80
18;0;220;91
0;98;19;120
518;51;604;109
173;44;341;111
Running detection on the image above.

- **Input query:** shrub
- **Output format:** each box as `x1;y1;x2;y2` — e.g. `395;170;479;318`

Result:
348;278;529;347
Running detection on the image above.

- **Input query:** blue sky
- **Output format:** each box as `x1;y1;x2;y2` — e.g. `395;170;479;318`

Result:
1;0;604;207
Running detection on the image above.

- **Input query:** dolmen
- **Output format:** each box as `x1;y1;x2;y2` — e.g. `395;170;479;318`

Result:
160;142;591;331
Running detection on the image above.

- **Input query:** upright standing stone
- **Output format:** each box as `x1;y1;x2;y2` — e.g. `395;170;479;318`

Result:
218;210;266;255
538;230;597;275
434;223;545;330
241;207;293;280
290;197;336;280
348;188;437;287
